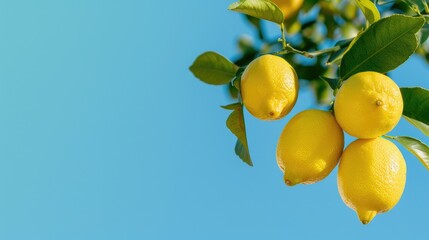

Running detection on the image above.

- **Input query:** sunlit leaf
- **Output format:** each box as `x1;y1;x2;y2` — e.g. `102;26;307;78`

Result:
404;116;429;137
340;15;425;80
354;0;381;24
386;135;429;171
190;51;238;85
222;103;253;166
228;0;284;24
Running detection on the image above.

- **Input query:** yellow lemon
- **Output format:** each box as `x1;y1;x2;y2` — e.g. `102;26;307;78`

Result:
334;71;403;139
276;109;344;186
271;0;304;20
241;54;298;120
338;138;406;224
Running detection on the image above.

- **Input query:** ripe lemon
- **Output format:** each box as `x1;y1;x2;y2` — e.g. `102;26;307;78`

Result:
271;0;304;20
334;71;403;139
276;109;344;186
338;138;406;224
241;54;298;121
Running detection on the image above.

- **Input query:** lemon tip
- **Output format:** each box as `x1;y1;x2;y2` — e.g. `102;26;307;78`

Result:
357;209;377;225
284;178;298;186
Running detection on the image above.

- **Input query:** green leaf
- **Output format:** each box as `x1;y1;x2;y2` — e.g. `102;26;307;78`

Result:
354;0;381;24
420;21;429;44
327;38;353;65
228;0;284;24
190;51;238;85
401;87;429;125
221;102;241;110
404;116;429;137
386;135;429;171
319;76;341;91
401;87;429;135
231;66;246;92
408;0;428;12
423;0;429;13
227;84;239;100
340;15;425;80
224;103;253;166
235;140;251;165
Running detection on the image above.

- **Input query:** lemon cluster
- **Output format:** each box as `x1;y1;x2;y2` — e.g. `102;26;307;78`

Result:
241;55;406;224
334;72;406;225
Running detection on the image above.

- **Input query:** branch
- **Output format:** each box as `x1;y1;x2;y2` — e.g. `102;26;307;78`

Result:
275;44;341;58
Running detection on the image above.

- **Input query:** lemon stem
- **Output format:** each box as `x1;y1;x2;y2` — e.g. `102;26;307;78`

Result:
280;23;287;49
276;45;341;58
423;1;429;14
400;0;422;15
277;22;341;58
376;100;383;106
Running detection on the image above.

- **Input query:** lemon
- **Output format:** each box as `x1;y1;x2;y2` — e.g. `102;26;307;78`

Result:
276;109;344;186
241;54;299;121
338;138;406;224
271;0;304;20
334;71;403;139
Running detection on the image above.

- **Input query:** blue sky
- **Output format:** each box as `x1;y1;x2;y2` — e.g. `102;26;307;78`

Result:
0;0;428;239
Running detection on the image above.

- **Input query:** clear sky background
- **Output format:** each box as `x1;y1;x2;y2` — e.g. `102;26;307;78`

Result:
0;0;428;239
